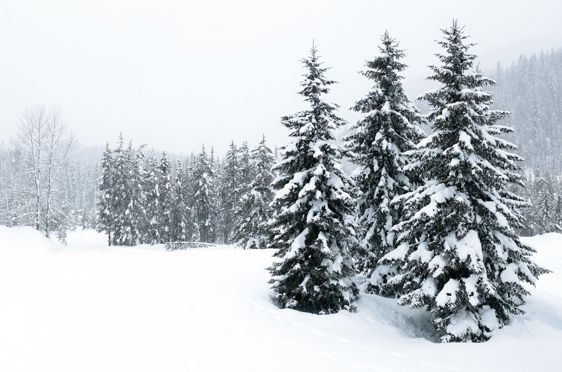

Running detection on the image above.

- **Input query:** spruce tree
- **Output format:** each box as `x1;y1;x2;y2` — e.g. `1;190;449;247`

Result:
236;141;253;197
143;154;161;244
157;152;173;242
192;146;216;243
232;136;275;248
555;194;562;232
219;142;239;243
123;141;143;245
378;22;548;342
170;160;191;242
344;32;424;284
97;143;114;245
268;45;358;314
530;171;557;234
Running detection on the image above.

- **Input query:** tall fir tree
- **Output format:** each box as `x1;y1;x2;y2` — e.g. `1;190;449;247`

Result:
124;141;143;244
192;146;216;243
555;194;562;232
232;136;275;248
219;142;239;243
268;45;359;314
143;154;161;244
377;22;548;342
530;171;557;234
97;143;114;245
344;32;425;283
236;141;253;198
157;152;173;242
170;160;191;242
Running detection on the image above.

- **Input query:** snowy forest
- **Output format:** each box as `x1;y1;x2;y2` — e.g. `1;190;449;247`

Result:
0;22;558;344
2;49;562;240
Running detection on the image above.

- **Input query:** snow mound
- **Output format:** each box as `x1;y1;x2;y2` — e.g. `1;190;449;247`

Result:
0;227;561;372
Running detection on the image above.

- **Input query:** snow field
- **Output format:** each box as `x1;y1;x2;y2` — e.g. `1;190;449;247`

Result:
0;226;561;372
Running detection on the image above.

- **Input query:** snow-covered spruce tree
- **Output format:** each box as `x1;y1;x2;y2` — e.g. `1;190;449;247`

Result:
218;142;239;243
170;160;191;242
143;154;161;244
344;31;424;282
107;137;139;246
208;148;220;243
555;194;562;232
378;22;548;342
529;171;557;234
268;45;359;314
157;152;173;243
124;142;144;245
192;146;216;243
97;143;114;245
232;135;275;249
236;141;253;198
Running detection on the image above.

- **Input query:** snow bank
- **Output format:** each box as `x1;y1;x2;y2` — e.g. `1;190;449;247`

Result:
0;226;561;372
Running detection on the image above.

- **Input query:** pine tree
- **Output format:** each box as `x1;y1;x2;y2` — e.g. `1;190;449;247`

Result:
192;146;216;243
157;152;173;242
344;32;424;284
555;193;562;232
134;146;148;243
97;143;114;245
378;22;548;342
268;45;359;314
232;136;275;248
530;171;557;234
236;141;253;197
219;142;239;243
143;154;161;244
123;142;143;245
170;160;194;242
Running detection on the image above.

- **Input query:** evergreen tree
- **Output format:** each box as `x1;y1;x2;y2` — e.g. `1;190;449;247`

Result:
236;141;253;197
192;146;216;243
232;136;275;248
268;45;359;314
555;194;562;232
219;142;239;243
143;154;161;244
170;160;194;242
97;143;114;245
157;152;173;242
124;142;143;244
344;32;424;283
109;136;138;246
378;22;548;342
134;146;148;243
530;171;557;234
208;148;220;243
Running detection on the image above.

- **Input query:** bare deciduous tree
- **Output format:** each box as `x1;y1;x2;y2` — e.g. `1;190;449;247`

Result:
15;105;73;237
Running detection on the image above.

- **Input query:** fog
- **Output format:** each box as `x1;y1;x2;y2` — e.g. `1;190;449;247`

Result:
1;0;561;153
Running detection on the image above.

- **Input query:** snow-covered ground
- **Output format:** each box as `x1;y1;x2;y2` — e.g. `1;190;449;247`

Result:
0;226;561;372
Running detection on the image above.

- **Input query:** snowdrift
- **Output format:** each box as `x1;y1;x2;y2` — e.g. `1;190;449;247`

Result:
0;226;561;372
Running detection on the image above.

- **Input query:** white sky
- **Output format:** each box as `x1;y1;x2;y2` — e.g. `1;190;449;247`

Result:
1;0;561;154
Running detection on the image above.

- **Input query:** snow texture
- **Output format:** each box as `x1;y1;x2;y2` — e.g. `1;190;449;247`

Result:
0;226;561;372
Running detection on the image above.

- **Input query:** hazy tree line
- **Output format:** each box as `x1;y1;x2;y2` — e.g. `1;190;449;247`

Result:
493;49;562;173
491;50;562;236
96;135;275;247
2;52;561;242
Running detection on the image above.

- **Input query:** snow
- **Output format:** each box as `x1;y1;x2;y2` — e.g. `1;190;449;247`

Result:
1;226;562;371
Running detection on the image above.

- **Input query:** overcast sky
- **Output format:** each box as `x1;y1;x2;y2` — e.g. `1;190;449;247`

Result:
1;0;561;154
